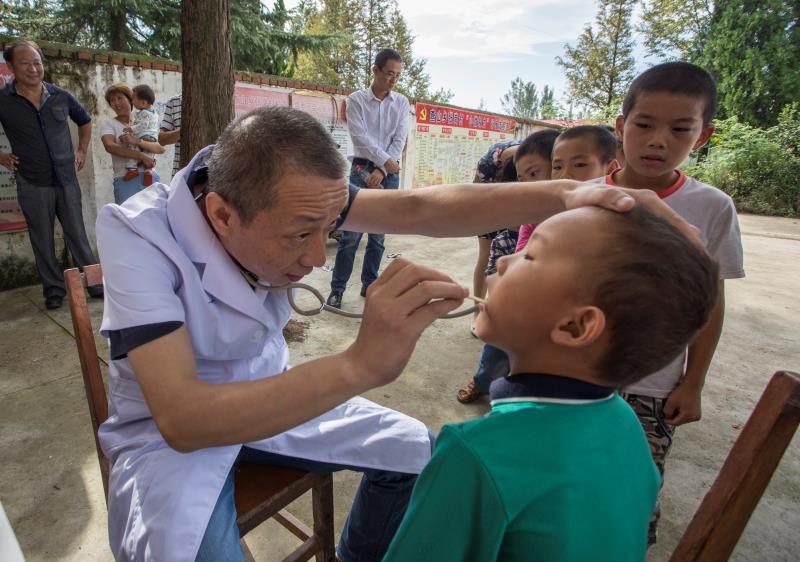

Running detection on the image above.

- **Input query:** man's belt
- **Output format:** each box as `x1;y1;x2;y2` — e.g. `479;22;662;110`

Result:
352;157;374;167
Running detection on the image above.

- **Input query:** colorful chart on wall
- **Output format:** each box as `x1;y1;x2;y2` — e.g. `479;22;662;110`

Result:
0;59;26;233
412;103;516;188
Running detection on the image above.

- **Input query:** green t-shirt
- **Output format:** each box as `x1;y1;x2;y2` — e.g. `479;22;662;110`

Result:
384;385;659;562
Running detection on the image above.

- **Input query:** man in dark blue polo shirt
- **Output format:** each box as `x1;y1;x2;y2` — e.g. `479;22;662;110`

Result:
0;40;100;309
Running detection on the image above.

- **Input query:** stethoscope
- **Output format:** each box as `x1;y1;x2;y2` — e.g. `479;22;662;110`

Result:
192;166;481;320
240;270;480;320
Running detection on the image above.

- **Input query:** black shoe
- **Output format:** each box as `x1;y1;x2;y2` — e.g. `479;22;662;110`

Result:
326;291;343;309
360;284;370;297
87;284;104;299
45;295;63;310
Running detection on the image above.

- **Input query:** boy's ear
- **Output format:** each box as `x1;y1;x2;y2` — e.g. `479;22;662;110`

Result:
614;115;625;141
694;123;715;150
605;159;620;175
551;306;606;348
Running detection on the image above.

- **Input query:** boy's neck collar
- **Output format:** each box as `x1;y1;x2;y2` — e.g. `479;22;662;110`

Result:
490;372;614;405
607;168;686;199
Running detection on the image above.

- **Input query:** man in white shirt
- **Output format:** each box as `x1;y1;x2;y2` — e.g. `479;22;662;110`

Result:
327;48;410;308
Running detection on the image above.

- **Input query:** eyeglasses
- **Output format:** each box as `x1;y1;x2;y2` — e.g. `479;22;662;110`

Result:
380;69;402;80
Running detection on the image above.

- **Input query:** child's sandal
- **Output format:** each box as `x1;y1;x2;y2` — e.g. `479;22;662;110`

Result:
456;381;482;404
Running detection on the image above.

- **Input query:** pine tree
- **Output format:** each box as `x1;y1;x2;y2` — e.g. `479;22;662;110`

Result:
556;0;637;114
0;0;331;77
700;0;800;128
539;86;558;119
357;0;392;87
501;78;540;119
181;0;233;168
293;0;451;101
293;0;362;87
637;0;713;61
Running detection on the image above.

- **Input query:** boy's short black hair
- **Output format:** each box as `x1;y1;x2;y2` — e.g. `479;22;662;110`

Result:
495;159;519;182
515;129;560;163
622;62;717;125
556;125;617;164
593;206;719;387
132;84;155;105
374;48;403;69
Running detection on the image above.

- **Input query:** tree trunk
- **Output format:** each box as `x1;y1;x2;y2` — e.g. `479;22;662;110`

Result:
180;0;234;168
109;7;127;52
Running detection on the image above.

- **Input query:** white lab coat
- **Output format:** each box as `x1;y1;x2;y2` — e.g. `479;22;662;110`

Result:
96;147;431;562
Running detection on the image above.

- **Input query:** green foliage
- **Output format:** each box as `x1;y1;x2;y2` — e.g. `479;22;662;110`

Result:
501;78;539;119
230;0;338;76
770;103;800;158
685;110;800;216
0;0;334;77
637;0;712;61
499;79;559;120
700;0;800;128
538;86;558;120
556;0;636;113
2;0;180;54
293;0;449;102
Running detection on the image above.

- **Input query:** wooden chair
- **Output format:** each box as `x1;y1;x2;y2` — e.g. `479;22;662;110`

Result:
671;370;800;561
64;265;336;562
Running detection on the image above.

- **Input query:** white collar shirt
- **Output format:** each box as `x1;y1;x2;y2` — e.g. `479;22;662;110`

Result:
346;87;410;174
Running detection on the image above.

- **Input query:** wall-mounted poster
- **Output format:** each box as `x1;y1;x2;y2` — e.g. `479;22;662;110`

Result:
0;58;27;233
234;86;290;117
292;90;351;161
232;86;351;162
412;103;516;187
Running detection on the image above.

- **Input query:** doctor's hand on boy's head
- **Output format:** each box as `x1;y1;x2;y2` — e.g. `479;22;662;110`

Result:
621;188;704;250
563;181;635;212
567;182;704;251
344;258;467;389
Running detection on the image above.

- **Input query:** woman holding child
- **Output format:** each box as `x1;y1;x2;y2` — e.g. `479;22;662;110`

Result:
100;83;165;204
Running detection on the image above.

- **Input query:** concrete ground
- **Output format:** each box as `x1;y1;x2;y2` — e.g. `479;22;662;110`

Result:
1;213;798;561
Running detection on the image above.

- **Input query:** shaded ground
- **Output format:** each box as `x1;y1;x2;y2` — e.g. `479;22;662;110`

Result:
0;214;798;561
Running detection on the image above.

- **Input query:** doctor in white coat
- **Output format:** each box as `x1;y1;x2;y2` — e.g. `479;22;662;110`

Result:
96;106;685;562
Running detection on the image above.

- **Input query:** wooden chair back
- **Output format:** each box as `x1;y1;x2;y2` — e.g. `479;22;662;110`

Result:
64;265;335;561
671;370;800;561
64;265;110;496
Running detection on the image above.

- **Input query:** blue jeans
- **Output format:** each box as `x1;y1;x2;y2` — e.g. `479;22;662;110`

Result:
330;163;399;293
473;343;510;394
196;445;423;562
112;170;160;204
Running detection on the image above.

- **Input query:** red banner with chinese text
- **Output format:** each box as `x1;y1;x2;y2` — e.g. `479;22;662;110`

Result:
415;103;516;133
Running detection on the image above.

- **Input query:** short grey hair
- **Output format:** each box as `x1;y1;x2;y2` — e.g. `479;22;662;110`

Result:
207;106;347;224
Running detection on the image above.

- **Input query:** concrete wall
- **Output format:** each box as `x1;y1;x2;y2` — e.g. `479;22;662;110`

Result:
0;41;558;291
0;56;182;290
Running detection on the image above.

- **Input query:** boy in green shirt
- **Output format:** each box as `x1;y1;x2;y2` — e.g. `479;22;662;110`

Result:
384;205;720;561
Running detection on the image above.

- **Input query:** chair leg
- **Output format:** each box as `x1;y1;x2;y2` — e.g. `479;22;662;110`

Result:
313;474;336;562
